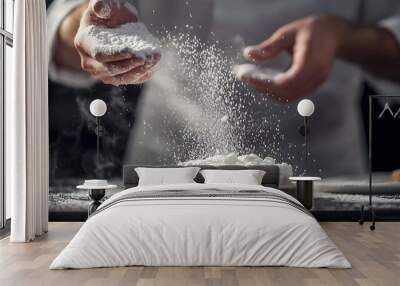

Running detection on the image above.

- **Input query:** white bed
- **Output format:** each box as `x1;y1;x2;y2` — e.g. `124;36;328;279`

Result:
50;183;350;269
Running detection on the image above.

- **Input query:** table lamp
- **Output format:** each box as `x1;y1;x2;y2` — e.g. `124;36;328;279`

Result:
89;99;107;167
297;99;315;174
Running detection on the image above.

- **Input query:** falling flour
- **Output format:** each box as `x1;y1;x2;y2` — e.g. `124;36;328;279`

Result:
220;115;229;123
78;22;161;59
131;30;302;174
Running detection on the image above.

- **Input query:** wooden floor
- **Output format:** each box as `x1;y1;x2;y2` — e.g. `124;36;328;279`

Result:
0;222;399;286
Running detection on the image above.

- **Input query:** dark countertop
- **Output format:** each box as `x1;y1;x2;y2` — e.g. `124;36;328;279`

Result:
314;172;400;195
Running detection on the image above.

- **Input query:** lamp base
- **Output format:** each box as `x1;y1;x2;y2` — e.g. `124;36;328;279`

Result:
298;125;306;136
88;189;106;216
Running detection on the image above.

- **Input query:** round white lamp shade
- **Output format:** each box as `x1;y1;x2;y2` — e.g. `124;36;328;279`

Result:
90;99;107;117
297;99;315;117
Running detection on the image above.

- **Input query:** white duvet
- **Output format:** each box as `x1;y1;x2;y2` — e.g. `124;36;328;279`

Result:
50;183;350;269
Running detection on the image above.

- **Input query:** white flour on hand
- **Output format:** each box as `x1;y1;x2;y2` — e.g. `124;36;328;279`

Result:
233;64;282;82
79;22;161;59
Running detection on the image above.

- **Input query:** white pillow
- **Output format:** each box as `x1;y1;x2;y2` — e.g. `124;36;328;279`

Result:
200;169;266;185
135;167;200;186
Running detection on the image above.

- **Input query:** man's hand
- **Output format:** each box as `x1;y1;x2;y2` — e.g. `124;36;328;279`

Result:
74;0;161;85
241;15;349;101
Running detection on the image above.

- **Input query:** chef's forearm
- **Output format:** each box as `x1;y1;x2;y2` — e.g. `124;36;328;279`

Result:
338;22;400;82
54;3;88;71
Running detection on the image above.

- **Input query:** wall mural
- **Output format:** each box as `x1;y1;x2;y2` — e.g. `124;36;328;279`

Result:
47;0;400;217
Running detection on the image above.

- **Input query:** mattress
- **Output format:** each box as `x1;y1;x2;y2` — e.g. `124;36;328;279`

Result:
50;183;350;269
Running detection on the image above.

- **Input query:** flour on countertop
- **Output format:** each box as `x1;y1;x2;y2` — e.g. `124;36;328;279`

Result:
179;153;293;187
179;153;279;166
80;22;160;59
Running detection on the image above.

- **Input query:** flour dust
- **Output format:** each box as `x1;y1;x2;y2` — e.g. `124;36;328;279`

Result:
135;30;299;167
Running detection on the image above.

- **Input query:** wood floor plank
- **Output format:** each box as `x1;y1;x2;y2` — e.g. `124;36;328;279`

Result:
0;222;399;286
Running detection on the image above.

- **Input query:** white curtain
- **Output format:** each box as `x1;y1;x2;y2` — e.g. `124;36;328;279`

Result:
7;0;49;242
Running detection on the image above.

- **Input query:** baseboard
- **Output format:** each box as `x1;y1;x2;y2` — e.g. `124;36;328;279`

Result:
49;212;87;222
49;210;400;223
313;210;400;221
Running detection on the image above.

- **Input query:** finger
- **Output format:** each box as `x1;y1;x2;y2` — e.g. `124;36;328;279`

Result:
152;53;162;62
148;53;161;66
100;62;157;86
94;51;134;63
272;32;319;92
241;62;314;101
81;56;146;77
145;54;160;69
75;45;103;74
99;52;159;71
102;57;146;76
79;54;102;74
90;0;114;19
243;27;295;62
90;0;131;18
241;75;297;102
101;71;142;86
134;70;155;84
116;62;157;85
89;0;138;27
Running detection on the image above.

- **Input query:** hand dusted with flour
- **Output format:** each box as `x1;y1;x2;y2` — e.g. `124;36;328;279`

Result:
74;0;161;86
81;23;160;60
233;64;282;83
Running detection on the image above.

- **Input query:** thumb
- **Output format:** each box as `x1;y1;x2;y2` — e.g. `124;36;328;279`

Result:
90;0;116;19
244;28;295;62
89;0;138;27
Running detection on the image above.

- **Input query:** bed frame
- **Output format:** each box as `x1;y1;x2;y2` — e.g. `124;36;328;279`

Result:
122;165;296;197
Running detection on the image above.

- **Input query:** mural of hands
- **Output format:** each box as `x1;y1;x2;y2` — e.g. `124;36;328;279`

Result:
74;0;161;86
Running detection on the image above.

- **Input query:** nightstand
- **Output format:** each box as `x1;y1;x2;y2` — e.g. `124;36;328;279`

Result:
77;180;118;216
289;177;321;210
